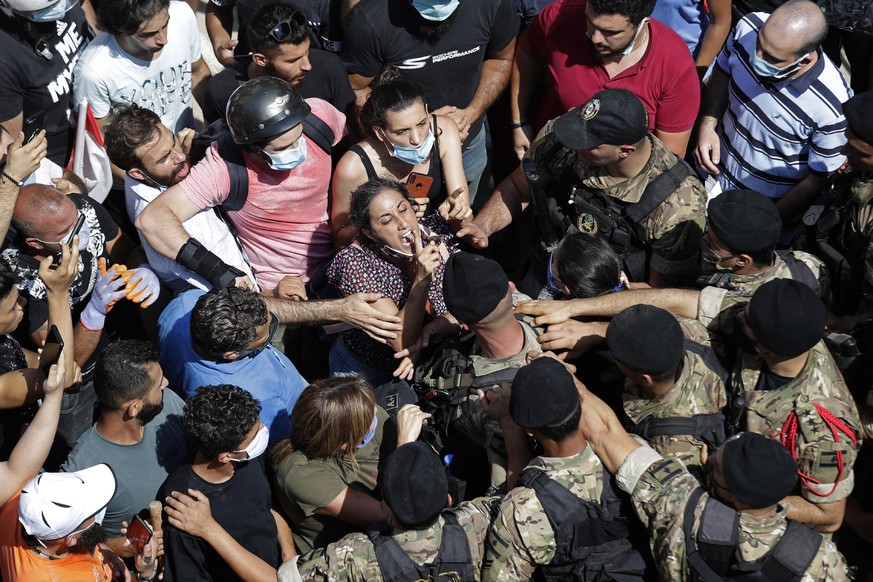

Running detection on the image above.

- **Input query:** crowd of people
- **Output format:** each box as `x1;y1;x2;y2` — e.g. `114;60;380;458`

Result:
1;0;873;579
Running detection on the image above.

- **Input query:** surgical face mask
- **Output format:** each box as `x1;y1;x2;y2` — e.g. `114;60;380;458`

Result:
701;241;738;273
34;216;90;253
266;137;307;171
387;130;435;166
357;412;378;448
586;18;647;57
411;0;460;21
230;425;269;461
22;0;72;22
749;40;808;80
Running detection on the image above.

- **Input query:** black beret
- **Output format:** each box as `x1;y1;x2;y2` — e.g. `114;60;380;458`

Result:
510;358;580;429
747;279;825;358
844;92;873;146
606;305;685;375
382;442;447;527
707;190;782;254
443;252;509;323
722;433;798;509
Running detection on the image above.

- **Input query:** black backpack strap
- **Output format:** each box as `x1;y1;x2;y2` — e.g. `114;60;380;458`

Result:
684;488;730;582
758;521;821;582
684;339;730;385
348;144;378;180
431;512;476;582
216;130;250;212
303;111;334;156
629;413;727;450
696;497;740;577
367;528;423;582
625;156;693;225
778;252;821;297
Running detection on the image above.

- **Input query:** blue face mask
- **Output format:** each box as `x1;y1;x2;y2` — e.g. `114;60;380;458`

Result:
266;137;307;171
23;0;71;22
357;413;378;449
749;40;807;80
411;0;460;21
387;130;435;166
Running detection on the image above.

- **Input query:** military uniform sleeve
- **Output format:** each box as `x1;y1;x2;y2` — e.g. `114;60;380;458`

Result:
481;489;554;581
795;405;860;504
294;533;378;582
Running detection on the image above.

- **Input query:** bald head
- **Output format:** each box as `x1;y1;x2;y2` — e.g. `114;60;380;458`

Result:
764;0;828;58
12;184;71;239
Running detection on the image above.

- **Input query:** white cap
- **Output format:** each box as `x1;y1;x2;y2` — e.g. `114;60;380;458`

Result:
19;464;116;540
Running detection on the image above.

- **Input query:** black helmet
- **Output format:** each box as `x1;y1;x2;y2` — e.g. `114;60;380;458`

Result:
226;77;311;145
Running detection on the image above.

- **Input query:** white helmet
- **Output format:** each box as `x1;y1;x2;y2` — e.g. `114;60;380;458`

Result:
1;0;74;20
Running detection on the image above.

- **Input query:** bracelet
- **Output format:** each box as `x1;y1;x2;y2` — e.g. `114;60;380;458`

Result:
137;571;158;582
2;170;23;187
509;120;528;130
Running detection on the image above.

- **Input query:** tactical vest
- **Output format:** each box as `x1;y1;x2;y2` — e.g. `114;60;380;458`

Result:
683;488;821;582
625;339;730;450
367;511;477;582
519;468;648;582
534;146;693;281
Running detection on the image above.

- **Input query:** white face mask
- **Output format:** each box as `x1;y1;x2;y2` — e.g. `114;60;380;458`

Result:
586;18;647;57
230;425;269;461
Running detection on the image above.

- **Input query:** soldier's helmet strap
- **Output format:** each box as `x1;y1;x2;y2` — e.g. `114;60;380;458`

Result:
778;403;858;498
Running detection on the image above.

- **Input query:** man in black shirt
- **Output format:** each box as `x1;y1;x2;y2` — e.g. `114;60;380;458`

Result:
342;0;518;201
0;0;92;166
203;2;355;125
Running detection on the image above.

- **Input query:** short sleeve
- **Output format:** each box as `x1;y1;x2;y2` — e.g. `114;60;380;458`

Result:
73;46;112;119
307;98;348;145
178;142;232;209
807;116;848;175
327;247;396;297
279;458;348;517
481;490;546;581
340;4;384;78
0;58;24;123
651;58;700;134
486;0;520;53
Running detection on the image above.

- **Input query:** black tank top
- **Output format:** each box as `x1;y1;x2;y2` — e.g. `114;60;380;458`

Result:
349;115;446;212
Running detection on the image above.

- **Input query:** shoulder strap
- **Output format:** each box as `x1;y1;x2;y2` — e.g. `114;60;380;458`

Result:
758;520;821;582
684;339;730;385
432;114;441;161
777;252;820;297
625;156;693;224
367;528;423;582
431;512;476;582
629;413;727;450
684;488;729;582
696;497;740;577
302;111;334;156
348;144;378;180
217;130;249;213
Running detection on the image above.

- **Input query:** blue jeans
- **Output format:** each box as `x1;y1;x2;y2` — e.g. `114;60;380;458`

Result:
462;125;487;205
329;337;394;388
44;379;97;471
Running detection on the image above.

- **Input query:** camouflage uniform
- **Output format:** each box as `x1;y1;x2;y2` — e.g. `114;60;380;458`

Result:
616;447;851;581
529;121;706;280
732;340;862;502
700;251;825;298
622;318;728;479
281;497;499;582
481;446;605;581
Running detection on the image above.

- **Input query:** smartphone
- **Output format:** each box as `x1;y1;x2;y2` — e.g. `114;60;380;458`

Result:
406;173;434;199
39;325;64;377
48;214;85;270
126;514;153;546
23;111;45;145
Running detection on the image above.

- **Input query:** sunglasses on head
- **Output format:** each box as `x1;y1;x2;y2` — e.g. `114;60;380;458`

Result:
270;10;308;43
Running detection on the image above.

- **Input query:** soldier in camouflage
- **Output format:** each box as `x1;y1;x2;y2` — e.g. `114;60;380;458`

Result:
457;88;706;288
607;305;728;480
481;358;648;581
578;388;851;582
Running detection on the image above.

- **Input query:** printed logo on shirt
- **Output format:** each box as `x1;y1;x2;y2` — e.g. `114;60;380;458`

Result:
122;61;193;117
397;45;481;70
47;21;86;103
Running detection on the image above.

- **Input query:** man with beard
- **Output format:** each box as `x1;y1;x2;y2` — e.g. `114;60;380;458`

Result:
0;463;159;581
104;104;257;293
62;340;189;559
202;3;355;126
341;0;519;200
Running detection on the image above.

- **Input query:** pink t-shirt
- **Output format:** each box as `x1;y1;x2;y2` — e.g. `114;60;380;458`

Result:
526;0;700;135
180;98;347;290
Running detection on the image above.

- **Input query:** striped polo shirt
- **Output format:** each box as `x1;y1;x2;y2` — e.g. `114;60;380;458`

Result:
712;13;851;199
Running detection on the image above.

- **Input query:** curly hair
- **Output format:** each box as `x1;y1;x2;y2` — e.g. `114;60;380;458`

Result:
0;261;16;304
184;385;262;460
271;376;375;467
94;340;160;410
103;104;162;172
348;178;415;233
587;0;656;25
360;66;427;133
247;2;311;57
94;0;169;36
190;287;268;355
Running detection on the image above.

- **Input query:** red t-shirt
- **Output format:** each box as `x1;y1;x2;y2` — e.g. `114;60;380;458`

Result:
0;492;113;582
526;0;700;134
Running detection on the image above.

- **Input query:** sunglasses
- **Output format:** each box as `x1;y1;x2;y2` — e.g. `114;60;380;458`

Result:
269;10;308;43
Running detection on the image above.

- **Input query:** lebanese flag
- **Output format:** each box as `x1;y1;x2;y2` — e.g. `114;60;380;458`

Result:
67;100;113;203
